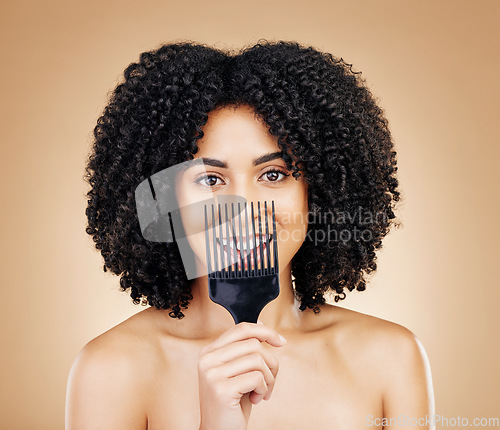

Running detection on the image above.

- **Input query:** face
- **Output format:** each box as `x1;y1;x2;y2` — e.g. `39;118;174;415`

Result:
175;105;309;278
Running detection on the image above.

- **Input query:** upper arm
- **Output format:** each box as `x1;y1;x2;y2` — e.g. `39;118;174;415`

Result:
65;340;148;430
379;327;435;430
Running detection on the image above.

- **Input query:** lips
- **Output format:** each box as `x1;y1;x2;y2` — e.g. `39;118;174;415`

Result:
217;234;273;252
215;234;273;267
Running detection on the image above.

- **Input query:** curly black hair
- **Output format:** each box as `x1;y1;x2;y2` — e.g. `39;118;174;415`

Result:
84;39;402;319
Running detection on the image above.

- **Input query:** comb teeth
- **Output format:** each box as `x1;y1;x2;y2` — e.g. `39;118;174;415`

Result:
204;201;279;279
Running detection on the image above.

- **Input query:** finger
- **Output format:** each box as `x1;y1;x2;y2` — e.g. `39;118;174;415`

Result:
201;322;287;354
226;370;268;402
216;353;275;398
202;338;280;379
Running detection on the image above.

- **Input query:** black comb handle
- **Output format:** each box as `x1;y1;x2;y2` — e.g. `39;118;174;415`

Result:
204;200;280;324
208;275;280;324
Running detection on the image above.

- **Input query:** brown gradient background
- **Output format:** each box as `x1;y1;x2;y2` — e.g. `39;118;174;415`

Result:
1;0;499;428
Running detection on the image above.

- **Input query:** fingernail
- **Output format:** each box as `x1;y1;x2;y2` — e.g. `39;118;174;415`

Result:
257;320;264;325
278;334;287;344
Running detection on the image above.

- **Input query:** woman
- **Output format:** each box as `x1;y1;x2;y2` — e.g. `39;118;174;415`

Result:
66;40;435;429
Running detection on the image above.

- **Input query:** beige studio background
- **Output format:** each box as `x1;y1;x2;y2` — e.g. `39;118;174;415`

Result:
1;0;499;428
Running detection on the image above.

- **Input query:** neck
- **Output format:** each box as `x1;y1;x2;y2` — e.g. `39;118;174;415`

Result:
157;263;303;340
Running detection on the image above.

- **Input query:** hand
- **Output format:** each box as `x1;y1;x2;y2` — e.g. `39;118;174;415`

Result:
197;321;287;430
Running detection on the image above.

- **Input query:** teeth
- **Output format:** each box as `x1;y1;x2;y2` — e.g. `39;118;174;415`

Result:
220;235;270;252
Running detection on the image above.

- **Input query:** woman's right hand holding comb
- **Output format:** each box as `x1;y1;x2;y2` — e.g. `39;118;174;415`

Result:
197;321;287;430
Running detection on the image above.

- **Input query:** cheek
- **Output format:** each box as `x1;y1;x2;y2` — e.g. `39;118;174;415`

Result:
279;183;308;218
175;177;217;238
176;201;207;238
276;197;309;244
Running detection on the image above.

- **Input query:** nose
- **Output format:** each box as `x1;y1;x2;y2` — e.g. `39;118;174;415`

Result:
210;180;270;221
206;173;274;230
210;197;274;241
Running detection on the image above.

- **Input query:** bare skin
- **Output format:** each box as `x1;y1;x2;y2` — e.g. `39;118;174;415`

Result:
66;105;434;429
133;302;391;430
66;300;434;429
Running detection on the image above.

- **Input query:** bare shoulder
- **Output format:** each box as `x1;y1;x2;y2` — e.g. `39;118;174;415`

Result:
65;310;158;429
316;303;422;348
307;304;430;376
317;304;434;409
73;309;161;372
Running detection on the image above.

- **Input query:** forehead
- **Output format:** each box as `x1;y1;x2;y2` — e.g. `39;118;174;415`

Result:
195;105;280;155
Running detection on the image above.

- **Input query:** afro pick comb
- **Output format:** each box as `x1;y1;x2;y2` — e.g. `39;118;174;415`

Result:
204;200;280;324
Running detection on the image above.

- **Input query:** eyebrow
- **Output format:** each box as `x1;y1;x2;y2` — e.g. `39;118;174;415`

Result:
187;151;285;169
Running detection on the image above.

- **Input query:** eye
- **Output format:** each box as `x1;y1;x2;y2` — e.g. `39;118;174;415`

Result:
194;168;290;188
260;168;289;183
195;174;224;188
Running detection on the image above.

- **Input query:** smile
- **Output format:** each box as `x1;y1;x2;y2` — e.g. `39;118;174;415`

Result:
215;234;274;267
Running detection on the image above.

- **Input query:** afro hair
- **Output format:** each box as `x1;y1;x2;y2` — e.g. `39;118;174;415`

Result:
84;39;402;319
